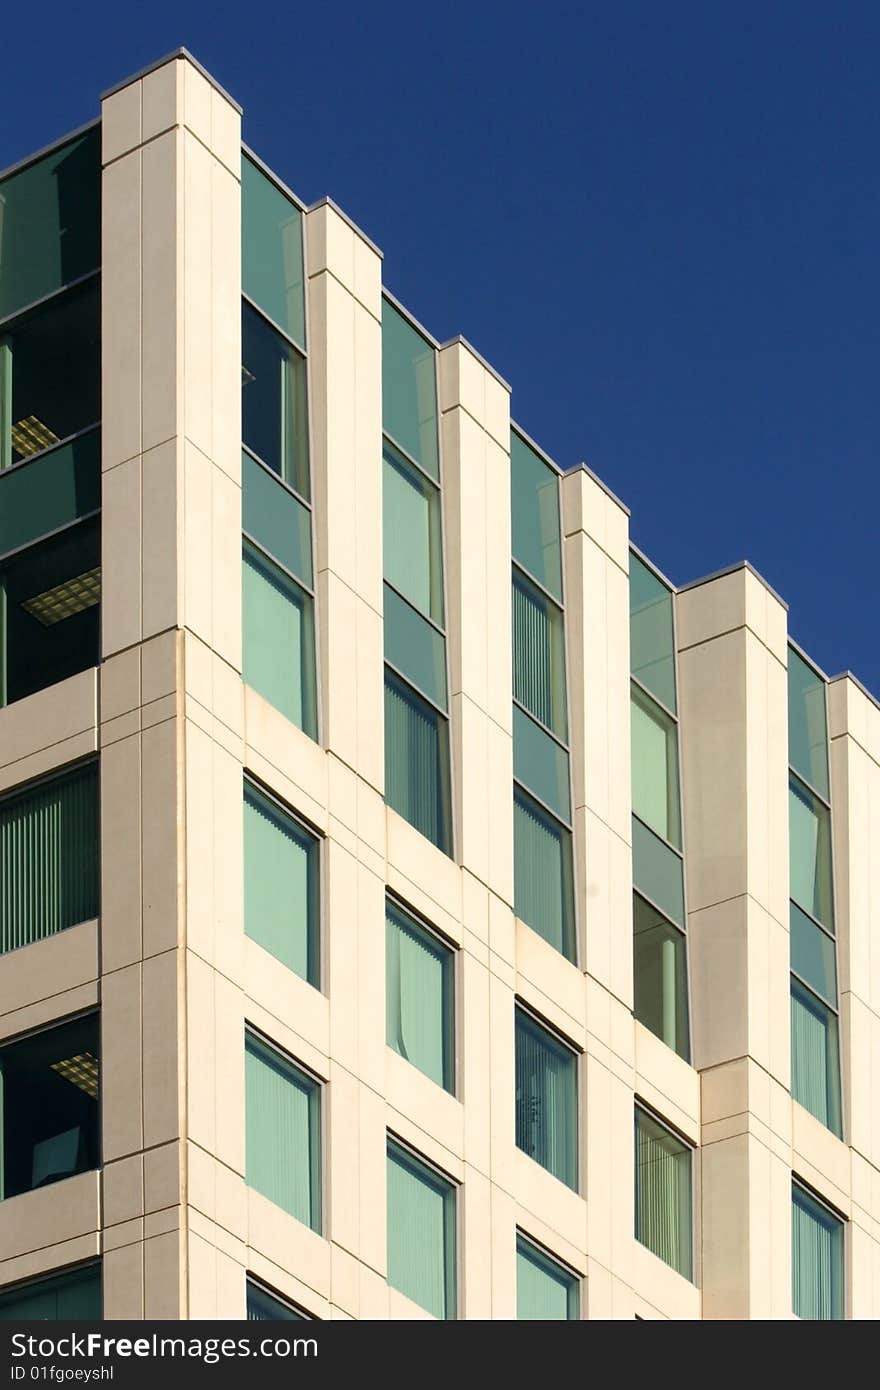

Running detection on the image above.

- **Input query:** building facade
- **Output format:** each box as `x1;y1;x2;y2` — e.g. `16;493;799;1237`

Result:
0;49;878;1321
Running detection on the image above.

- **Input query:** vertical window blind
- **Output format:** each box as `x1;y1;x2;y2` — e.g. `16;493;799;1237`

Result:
512;574;555;730
386;1141;455;1319
514;1010;577;1190
513;789;574;961
245;1033;321;1232
384;673;450;853
243;781;319;986
0;763;98;955
634;1106;692;1280
791;981;840;1134
386;902;453;1092
792;1184;844;1320
516;1236;577;1320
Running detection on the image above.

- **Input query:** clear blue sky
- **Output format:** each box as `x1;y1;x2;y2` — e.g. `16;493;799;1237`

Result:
5;2;878;695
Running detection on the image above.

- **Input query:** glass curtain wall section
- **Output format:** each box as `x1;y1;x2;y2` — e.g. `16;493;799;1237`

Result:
510;430;575;961
787;646;842;1135
629;551;690;1060
792;1181;844;1320
241;153;317;739
0;132;101;705
381;298;452;855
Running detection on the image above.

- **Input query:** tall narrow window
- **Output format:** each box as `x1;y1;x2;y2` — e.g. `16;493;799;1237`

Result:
241;157;317;742
386;898;454;1092
245;1031;321;1232
787;647;841;1136
634;1104;693;1280
514;1007;578;1190
510;431;575;960
1;762;99;955
243;779;320;987
382;303;452;856
0;1264;101;1320
386;1139;456;1319
0;1013;100;1201
629;552;690;1061
516;1235;578;1320
792;1181;844;1320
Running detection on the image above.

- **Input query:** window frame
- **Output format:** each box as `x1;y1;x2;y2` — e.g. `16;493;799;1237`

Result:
243;1025;324;1235
515;1231;580;1320
242;773;323;991
245;1274;314;1322
633;1099;695;1283
0;1260;102;1320
513;1001;580;1193
385;892;457;1095
791;1177;845;1320
242;535;318;739
385;1133;458;1320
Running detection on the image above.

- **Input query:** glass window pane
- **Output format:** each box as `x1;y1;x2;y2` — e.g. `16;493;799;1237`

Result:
634;1105;692;1280
516;1236;578;1320
242;303;309;499
245;1033;321;1231
387;1140;455;1318
383;442;443;623
244;781;319;987
381;301;439;480
792;1183;844;1320
1;763;99;955
514;786;576;962
246;1280;308;1320
242;540;317;739
631;684;681;848
242;451;312;589
791;978;842;1136
512;567;566;738
789;775;834;930
790;902;837;1007
510;432;562;602
0;430;100;559
1;1013;100;1201
384;583;447;711
788;648;829;799
631;814;685;929
0;1265;101;1320
630;553;676;715
513;705;571;822
386;900;454;1092
384;670;452;855
1;517;101;708
633;895;690;1060
241;154;305;351
0;130;101;323
515;1009;578;1190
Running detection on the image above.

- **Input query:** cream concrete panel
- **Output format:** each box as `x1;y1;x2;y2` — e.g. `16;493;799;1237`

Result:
767;1143;794;1319
488;1186;517;1318
0;670;97;773
326;840;359;1075
141;57;183;142
182;132;213;459
215;1247;245;1319
102;152;142;469
141;715;181;957
689;897;749;1071
486;716;514;907
141;130;181;452
141;440;181;639
214;972;246;1175
453;694;490;888
0;733;98;799
762;909;791;1088
352;232;383;322
243;687;328;822
461;950;491;1176
142;949;182;1148
311;275;357;590
183;719;214;966
182;58;212;148
355;863;386;1094
0;1238;100;1296
0;920;97;1019
209;160;241;482
210;88;240;179
104;1157;145;1230
210;466;242;670
358;1086;387;1277
511;1148;587;1249
515;927;586;1046
355;596;384;794
743;568;788;666
102;459;143;655
462;871;488;948
101;647;141;722
103;1243;145;1320
144;1141;182;1215
182;440;213;642
144;1229;184;1318
102;83;142;163
844;995;880;1167
187;1232;219;1318
0;982;98;1046
212;742;244;980
386;810;462;927
488;972;517;1195
317;570;357;771
489;890;515;970
676;569;746;653
330;1245;360;1317
185;949;216;1156
634;1024;700;1140
443;406;489;712
462;1164;492;1319
385;1049;463;1157
631;1239;700;1319
100;734;141;976
584;1052;614;1271
328;753;356;836
580;807;633;1008
483;434;512;730
352;304;383;610
698;1132;749;1318
701;1058;750;1125
0;1171;99;1261
745;630;789;925
328;1063;359;1257
247;1192;331;1296
247;1251;331;1320
791;1104;851;1211
104;1217;144;1253
679;628;748;913
243;942;329;1056
102;964;143;1161
565;532;605;819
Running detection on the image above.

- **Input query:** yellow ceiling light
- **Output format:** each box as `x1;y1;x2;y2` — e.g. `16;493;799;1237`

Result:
11;415;60;457
21;567;101;626
50;1052;99;1099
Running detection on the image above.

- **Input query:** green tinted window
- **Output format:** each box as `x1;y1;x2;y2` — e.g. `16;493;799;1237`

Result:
247;1280;307;1320
242;540;317;738
387;1140;456;1318
510;432;562;602
515;1008;578;1190
630;553;676;714
384;671;452;854
512;568;567;737
792;1183;844;1320
386;900;454;1092
0;130;100;323
631;684;681;848
635;1105;692;1279
241;154;305;351
516;1237;578;1320
631;815;685;929
244;781;319;986
791;978;842;1135
514;787;576;961
384;583;447;710
242;451;312;589
789;775;834;930
633;894;689;1060
0;429;100;559
513;706;571;822
245;1033;321;1230
790;902;837;1007
788;648;829;799
382;300;439;479
242;303;309;498
0;1265;101;1320
382;442;443;622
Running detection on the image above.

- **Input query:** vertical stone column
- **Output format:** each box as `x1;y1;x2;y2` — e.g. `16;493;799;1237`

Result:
677;565;791;1318
99;52;242;1318
561;469;635;1316
828;674;880;1319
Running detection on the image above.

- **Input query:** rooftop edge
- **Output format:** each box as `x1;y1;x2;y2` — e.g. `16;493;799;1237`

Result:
101;48;242;114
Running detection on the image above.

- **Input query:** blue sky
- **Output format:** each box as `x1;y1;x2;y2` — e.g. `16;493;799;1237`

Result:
5;2;878;694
